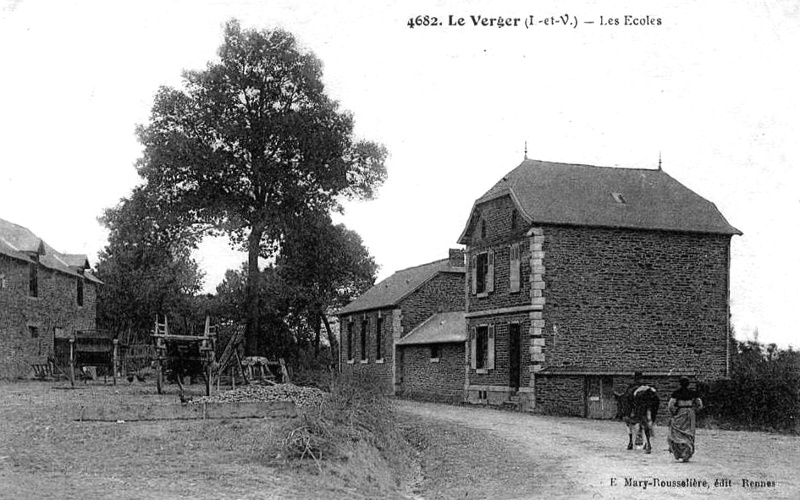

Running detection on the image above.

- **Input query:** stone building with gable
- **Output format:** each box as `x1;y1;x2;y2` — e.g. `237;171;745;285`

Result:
337;250;465;398
457;159;740;417
0;217;101;378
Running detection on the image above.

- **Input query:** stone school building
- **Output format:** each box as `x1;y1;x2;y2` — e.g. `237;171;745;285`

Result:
337;250;465;402
338;158;740;417
0;217;101;379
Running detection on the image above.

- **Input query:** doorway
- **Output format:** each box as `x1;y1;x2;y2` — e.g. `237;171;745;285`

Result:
586;376;617;419
509;323;521;391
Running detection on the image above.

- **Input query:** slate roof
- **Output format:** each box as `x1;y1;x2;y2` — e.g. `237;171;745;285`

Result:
0;217;102;283
396;311;467;345
337;258;465;315
458;159;741;243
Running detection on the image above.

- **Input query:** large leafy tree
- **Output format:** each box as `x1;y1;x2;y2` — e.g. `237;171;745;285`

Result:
212;265;297;359
278;214;377;356
96;187;204;341
135;20;387;354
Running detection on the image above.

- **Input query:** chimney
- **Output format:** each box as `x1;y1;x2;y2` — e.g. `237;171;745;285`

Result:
448;248;465;268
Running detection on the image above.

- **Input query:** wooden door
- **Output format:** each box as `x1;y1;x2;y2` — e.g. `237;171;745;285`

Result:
508;324;521;391
586;376;617;419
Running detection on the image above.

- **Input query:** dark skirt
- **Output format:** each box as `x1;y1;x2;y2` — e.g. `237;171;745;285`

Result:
668;407;696;461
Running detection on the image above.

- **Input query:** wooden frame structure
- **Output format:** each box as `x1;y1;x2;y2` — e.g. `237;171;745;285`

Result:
151;315;217;396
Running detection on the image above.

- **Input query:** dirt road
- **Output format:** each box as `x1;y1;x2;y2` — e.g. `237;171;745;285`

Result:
398;401;800;500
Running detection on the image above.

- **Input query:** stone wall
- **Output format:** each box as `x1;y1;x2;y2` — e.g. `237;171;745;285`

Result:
399;342;464;403
0;254;97;378
399;271;465;335
540;225;731;379
466;196;532;312
534;374;701;421
534;375;586;416
339;306;395;393
466;313;531;389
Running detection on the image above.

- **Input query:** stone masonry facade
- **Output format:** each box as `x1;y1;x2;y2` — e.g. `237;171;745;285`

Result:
399;343;464;404
464;193;732;416
465;195;539;406
0;253;97;378
339;306;396;393
339;269;466;396
541;225;730;377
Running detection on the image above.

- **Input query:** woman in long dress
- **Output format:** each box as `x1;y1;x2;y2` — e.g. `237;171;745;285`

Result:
667;377;703;462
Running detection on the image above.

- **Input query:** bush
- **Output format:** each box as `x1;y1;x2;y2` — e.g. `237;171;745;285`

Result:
278;372;404;464
703;341;800;433
289;348;335;390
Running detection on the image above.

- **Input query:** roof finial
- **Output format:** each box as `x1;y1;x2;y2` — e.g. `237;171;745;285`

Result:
658;151;662;171
524;141;528;160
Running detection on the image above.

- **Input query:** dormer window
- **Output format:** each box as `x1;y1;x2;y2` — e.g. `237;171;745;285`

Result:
611;192;627;204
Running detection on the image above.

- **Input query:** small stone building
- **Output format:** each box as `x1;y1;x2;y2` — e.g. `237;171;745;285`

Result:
337;250;465;397
0;217;101;378
396;310;467;403
457;159;740;416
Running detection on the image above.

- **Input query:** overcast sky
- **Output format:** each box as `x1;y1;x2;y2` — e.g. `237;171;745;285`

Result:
1;0;798;347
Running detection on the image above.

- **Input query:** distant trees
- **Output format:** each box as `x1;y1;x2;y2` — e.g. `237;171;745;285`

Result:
95;187;204;340
278;213;377;356
208;214;377;360
134;20;387;355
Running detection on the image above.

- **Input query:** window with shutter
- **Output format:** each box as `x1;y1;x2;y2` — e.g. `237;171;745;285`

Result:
476;326;489;369
509;243;521;292
360;319;368;361
376;316;383;360
347;322;354;361
471;255;477;295
476;253;488;294
470;328;477;369
29;260;38;298
487;325;495;370
77;277;84;306
486;249;494;293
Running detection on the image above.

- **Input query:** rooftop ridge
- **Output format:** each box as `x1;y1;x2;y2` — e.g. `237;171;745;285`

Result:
519;158;662;171
390;257;450;274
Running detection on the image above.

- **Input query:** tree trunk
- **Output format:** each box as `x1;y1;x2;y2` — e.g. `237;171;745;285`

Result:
322;314;338;370
311;310;322;357
245;227;263;356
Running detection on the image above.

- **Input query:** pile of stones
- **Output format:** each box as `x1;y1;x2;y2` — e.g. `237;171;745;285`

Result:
191;384;327;409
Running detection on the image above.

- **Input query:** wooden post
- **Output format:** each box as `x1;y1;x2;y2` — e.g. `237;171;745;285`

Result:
156;359;163;395
69;338;75;387
112;339;118;386
231;366;235;390
234;351;249;385
206;363;212;396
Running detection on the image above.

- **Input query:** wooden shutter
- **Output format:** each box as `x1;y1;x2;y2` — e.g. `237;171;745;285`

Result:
470;255;477;295
509;243;520;292
486;249;495;293
470;327;477;369
487;325;495;370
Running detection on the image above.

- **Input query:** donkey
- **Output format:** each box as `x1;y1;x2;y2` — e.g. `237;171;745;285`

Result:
614;384;660;454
